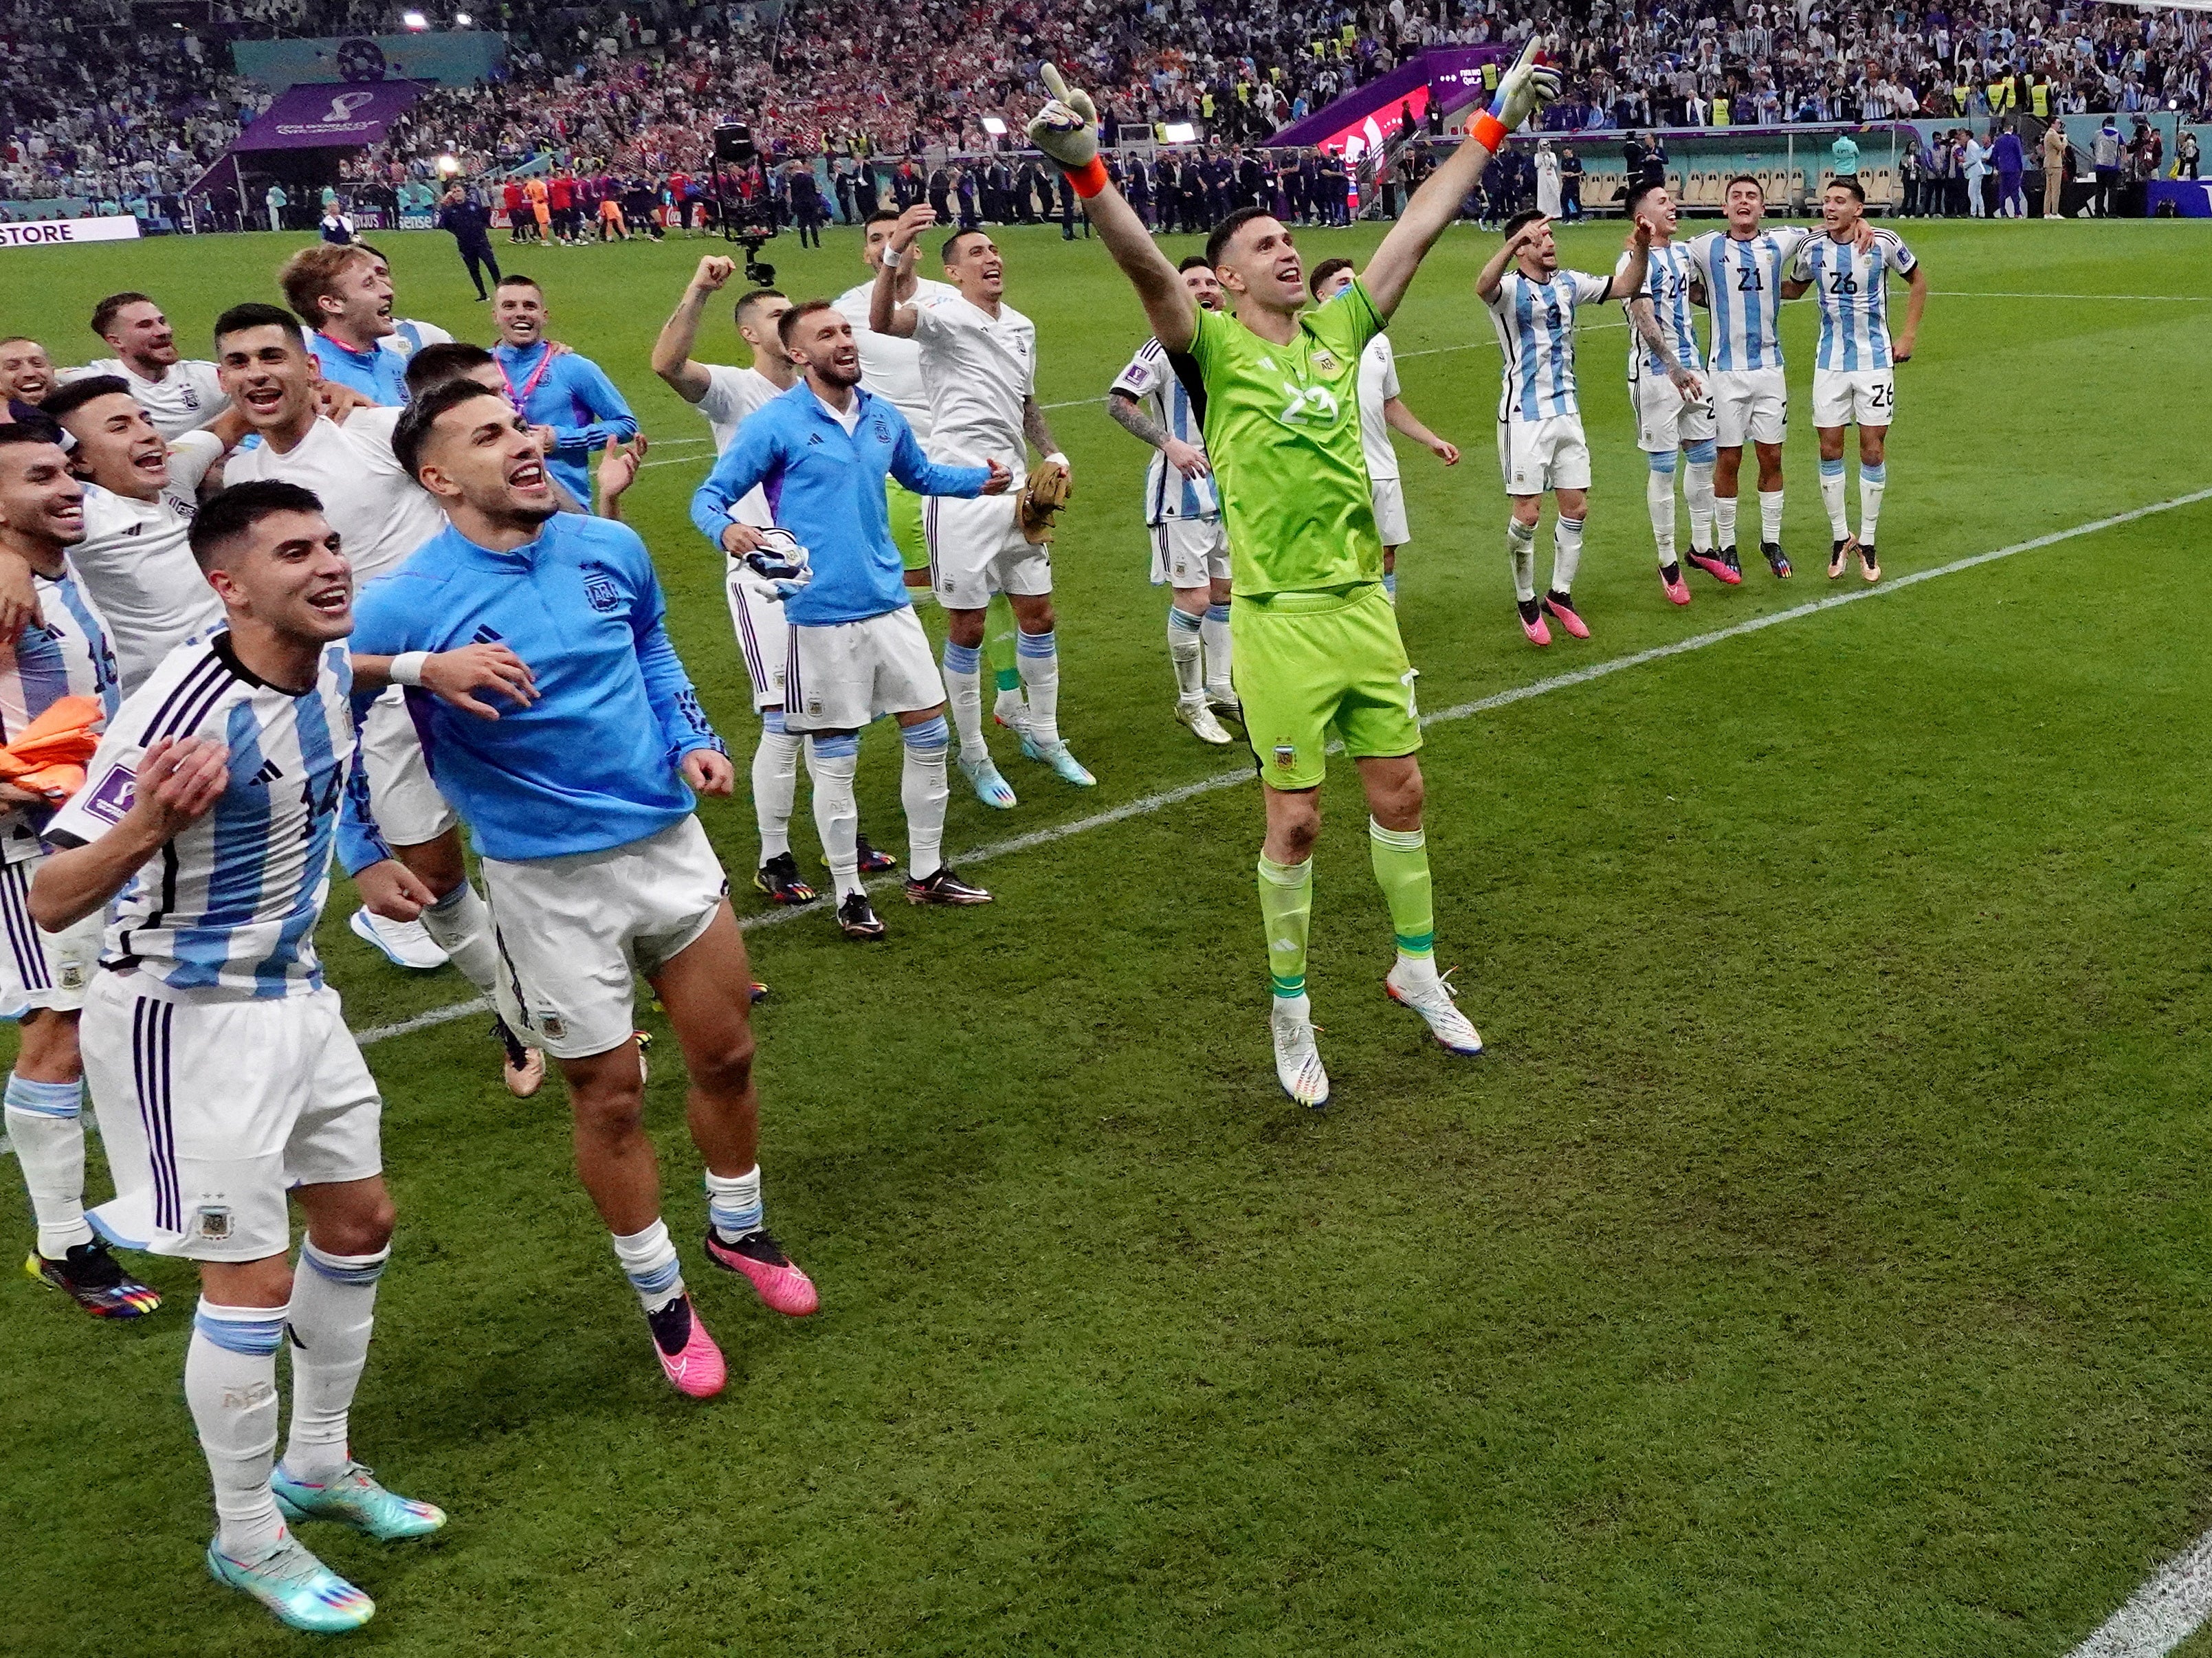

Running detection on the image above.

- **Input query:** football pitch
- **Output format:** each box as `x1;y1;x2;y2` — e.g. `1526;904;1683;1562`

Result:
3;214;2211;1657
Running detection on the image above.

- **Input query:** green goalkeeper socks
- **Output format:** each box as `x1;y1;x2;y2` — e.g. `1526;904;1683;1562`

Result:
986;593;1022;694
1368;819;1435;960
1256;854;1314;998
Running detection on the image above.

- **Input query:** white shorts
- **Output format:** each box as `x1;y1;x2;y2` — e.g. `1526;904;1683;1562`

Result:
483;815;728;1059
1370;476;1411;546
362;688;458;848
1497;416;1591;496
1629;364;1718;453
0;856;100;1013
81;975;382;1261
782;605;944;733
1710;367;1789;448
725;557;790;711
1812;367;1896;429
1149;516;1230;588
926;491;1052;611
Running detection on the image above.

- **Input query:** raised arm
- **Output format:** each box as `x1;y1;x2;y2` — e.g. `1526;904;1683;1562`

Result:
1474;217;1541;304
1363;39;1562;318
652;256;736;403
869;203;936;339
1026;65;1196;352
1607;219;1652;301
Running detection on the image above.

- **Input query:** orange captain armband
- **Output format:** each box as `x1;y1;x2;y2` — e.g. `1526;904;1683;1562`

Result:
1066;155;1110;198
1470;111;1507;151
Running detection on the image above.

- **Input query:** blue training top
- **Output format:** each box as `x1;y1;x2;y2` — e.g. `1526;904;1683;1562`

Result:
689;382;992;627
491;340;638;505
338;512;722;868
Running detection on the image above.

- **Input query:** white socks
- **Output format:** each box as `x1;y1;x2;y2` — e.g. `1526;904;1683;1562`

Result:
419;880;499;997
1016;629;1061;749
189;1299;290;1558
900;716;950;882
804;733;861;900
941;640;986;762
281;1241;387;1483
1506;516;1538;601
1859;463;1886;546
1551;514;1586;594
705;1166;763;1244
1200;601;1234;701
751;713;803;861
1819;458;1850;538
1646;466;1677;564
1167;605;1206;705
1683;456;1716;552
1759;489;1784;546
610;1217;684;1314
1715;493;1738;551
5;1072;89;1258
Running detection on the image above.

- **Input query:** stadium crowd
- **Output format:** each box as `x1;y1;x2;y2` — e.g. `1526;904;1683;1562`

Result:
3;0;2211;213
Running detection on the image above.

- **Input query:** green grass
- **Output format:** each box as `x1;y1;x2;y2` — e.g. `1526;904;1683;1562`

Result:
2;217;2210;1657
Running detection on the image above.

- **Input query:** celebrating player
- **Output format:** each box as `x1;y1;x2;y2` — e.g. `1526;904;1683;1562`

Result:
489;274;639;507
278;244;412;406
33;481;454;1633
692;301;1010;938
1782;178;1927;584
0;425;157;1320
366;379;817;1397
76;291;228;439
1024;46;1563;1104
1618;183;1724;605
1478;212;1650;645
870;208;1094;805
1106;254;1238;745
1309;257;1462;608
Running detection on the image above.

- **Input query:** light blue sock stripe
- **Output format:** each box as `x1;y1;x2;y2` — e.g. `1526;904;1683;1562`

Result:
1015;630;1056;659
194;1309;288;1356
708;1196;764;1235
5;1074;82;1118
1168;607;1203;633
1685;440;1717;464
1861;463;1887;483
808;732;859;760
1648;450;1677;474
624;1257;683;1298
762;708;788;735
1820;457;1846;476
1205;603;1230;623
942;641;981;674
900;714;950;749
300;1241;390;1286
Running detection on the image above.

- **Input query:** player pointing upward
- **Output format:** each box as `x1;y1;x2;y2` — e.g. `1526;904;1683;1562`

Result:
1024;46;1562;1106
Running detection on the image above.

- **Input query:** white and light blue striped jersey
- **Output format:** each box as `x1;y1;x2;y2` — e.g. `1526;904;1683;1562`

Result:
1617;241;1705;379
1683;226;1811;373
1790;228;1918;371
1483;269;1615;422
0;568;120;866
1110;339;1221;524
46;633;386;999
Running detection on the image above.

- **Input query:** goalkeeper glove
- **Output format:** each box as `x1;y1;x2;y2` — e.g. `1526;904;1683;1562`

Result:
1028;64;1109;197
1472;39;1564;151
731;524;813;603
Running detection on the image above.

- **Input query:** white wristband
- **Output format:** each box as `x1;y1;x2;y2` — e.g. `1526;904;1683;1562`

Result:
1045;451;1068;468
388;651;430;688
881;244;903;269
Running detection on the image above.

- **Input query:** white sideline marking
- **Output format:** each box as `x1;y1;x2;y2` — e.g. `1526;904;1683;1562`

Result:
2067;1532;2212;1657
1929;289;2212;302
353;483;2212;1051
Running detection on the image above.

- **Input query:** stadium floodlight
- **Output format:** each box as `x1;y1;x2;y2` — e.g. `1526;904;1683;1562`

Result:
454;10;472;22
1162;122;1197;142
402;10;428;27
435;153;461;177
980;116;1008;135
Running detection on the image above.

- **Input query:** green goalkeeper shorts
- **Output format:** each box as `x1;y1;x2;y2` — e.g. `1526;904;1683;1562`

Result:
1232;583;1421;791
885;478;927;572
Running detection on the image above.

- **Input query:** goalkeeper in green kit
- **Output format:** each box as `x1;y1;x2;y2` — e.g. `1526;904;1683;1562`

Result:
1024;47;1563;1108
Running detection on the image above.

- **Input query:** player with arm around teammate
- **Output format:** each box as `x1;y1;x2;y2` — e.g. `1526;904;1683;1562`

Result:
1618;181;1725;605
1023;46;1564;1105
1781;177;1926;584
692;300;1011;939
1309;256;1462;607
1105;254;1239;746
1476;210;1650;645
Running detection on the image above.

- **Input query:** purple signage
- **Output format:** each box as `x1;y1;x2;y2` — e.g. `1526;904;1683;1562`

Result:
234;80;425;152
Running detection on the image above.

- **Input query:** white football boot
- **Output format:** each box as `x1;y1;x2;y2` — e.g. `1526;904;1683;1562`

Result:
1384;959;1483;1056
1271;993;1330;1109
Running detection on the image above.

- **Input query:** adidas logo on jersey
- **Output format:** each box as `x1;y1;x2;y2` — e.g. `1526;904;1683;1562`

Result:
472;624;504;645
252;759;285;784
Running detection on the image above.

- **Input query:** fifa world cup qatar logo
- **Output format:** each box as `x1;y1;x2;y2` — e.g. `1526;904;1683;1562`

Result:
323;91;378;126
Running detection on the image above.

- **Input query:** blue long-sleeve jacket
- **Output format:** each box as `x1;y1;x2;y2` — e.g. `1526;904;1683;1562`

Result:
337;513;723;870
689;383;993;626
491;341;639;504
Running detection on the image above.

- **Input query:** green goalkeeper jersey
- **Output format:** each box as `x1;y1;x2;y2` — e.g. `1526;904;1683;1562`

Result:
1184;280;1388;598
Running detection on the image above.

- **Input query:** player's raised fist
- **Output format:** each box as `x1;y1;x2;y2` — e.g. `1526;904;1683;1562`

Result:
889;202;936;251
1028;63;1099;170
1493;37;1564;133
693;255;736;291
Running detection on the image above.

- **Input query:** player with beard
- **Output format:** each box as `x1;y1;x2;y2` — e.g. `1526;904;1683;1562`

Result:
212;304;542;1093
72;292;228;439
1023;47;1564;1104
0;425;159;1321
489;275;637;509
362;380;815;1396
0;337;59;428
872;210;1093;805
